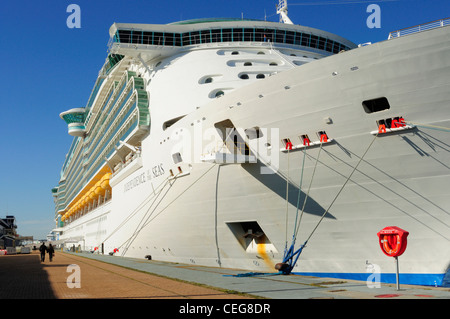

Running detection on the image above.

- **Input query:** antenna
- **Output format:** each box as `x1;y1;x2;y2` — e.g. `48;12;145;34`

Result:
277;0;294;24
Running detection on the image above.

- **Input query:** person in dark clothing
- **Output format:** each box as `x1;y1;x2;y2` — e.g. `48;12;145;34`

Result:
47;243;55;262
39;243;47;262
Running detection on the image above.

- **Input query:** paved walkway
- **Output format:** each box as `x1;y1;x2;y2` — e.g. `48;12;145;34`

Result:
78;251;450;300
0;251;250;299
1;250;449;301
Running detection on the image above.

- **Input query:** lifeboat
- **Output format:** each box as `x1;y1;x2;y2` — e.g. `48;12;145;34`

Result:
94;180;104;196
101;173;112;190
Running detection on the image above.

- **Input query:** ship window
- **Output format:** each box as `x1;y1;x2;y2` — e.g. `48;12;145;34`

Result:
143;31;153;45
318;37;326;50
118;30;132;43
301;34;309;47
254;29;264;42
222;29;232;42
256;74;265;79
174;33;182;46
285;31;295;44
245;127;263;140
191;31;200;44
215;91;225;98
165;33;174;46
182;32;191;46
201;30;211;43
234;29;243;42
244;62;252;66
211;29;221;42
239;74;249;80
204;77;213;83
310;35;319;48
269;62;278;66
132;31;142;44
244;28;253;41
172;152;182;164
362;97;391;113
275;29;285;43
231;51;239;55
163;115;186;130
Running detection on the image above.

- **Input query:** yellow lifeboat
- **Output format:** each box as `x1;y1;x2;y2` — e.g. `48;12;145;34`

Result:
94;180;104;196
101;173;112;190
89;186;96;200
82;195;91;206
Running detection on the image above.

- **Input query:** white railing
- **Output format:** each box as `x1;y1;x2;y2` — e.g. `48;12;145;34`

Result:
388;17;450;39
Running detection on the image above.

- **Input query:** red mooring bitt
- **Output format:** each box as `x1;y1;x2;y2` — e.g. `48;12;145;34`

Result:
377;226;409;257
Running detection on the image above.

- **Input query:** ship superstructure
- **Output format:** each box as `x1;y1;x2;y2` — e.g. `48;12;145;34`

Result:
52;4;450;286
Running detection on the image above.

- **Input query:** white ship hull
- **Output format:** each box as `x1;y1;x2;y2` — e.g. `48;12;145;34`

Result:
55;21;450;287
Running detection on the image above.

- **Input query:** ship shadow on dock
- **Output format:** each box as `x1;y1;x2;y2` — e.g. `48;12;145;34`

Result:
0;253;57;299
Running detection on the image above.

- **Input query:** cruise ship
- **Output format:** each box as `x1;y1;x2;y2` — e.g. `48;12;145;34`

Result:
51;1;450;286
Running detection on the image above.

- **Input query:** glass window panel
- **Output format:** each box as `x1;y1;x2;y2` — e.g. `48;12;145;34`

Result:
222;29;232;42
191;31;200;44
165;33;174;46
285;31;295;44
255;29;265;42
143;31;153;45
233;28;243;41
201;30;211;43
275;29;285;43
243;28;253;41
153;32;164;45
318;37;326;50
182;32;190;46
211;29;221;42
118;30;131;43
131;31;142;44
310;35;318;48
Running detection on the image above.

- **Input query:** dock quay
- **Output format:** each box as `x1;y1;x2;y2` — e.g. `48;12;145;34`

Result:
0;250;448;315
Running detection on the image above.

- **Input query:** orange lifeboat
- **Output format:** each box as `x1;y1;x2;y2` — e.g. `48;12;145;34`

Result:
94;180;104;196
88;186;96;200
101;173;112;190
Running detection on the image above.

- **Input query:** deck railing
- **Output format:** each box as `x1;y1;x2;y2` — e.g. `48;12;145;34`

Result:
388;17;450;39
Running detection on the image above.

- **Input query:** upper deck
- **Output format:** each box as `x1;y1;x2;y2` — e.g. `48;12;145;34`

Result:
108;19;356;58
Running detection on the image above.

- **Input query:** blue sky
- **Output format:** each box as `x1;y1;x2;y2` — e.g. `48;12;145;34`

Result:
0;0;448;239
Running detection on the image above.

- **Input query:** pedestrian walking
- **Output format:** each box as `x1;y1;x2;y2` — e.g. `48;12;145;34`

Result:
39;242;47;262
47;243;55;262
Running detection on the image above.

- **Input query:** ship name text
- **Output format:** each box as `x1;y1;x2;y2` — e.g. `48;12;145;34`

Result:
123;163;164;192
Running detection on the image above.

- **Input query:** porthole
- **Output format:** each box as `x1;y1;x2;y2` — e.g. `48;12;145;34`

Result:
269;62;278;66
204;77;213;83
231;51;239;55
239;74;249;80
215;91;225;98
244;62;253;66
256;74;265;79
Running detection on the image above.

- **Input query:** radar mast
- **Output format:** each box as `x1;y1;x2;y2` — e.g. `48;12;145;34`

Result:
277;0;294;24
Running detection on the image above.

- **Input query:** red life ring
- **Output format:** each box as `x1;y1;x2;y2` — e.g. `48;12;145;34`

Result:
377;226;409;257
381;234;401;256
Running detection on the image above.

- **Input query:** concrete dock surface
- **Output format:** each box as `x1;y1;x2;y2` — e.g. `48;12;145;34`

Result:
1;250;448;301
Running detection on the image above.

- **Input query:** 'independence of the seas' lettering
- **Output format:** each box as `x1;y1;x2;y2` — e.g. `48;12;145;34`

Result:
124;163;164;192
